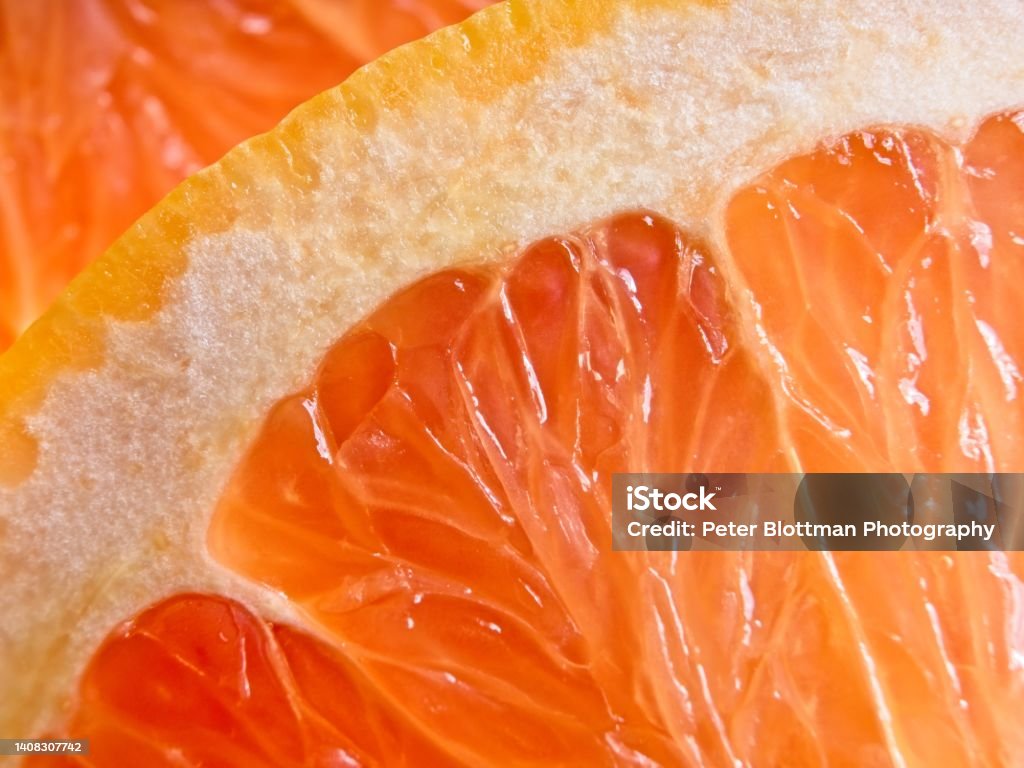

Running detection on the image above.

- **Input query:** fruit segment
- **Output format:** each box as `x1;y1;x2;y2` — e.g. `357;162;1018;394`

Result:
726;112;1024;473
25;594;463;767
207;211;774;766
32;114;1024;766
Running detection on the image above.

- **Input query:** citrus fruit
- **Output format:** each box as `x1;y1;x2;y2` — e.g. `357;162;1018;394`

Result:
0;0;485;353
2;0;1024;765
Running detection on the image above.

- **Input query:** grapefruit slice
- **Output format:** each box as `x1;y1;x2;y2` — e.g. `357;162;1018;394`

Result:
0;0;485;352
2;0;1024;764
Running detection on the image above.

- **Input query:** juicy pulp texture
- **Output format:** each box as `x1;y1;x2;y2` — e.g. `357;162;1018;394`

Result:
29;112;1024;766
727;116;1024;472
